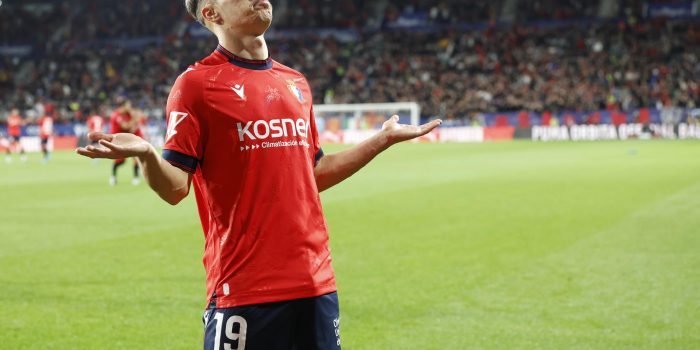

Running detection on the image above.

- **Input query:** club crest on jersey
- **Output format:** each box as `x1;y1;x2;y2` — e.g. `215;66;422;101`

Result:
286;80;304;103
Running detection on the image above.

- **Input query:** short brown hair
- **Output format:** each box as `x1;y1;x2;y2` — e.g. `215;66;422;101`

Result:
185;0;205;25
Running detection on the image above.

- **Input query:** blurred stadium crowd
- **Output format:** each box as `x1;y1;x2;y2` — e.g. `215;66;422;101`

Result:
0;0;699;126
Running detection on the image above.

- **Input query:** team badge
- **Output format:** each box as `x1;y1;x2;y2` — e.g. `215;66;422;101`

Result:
286;80;304;103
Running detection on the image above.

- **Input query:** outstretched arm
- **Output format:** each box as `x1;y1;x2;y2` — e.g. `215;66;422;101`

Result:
76;132;191;205
314;116;441;192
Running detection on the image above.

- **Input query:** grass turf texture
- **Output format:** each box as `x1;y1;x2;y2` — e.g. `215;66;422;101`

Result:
0;141;699;349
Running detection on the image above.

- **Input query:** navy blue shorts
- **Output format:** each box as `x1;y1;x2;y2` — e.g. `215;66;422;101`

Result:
203;292;341;350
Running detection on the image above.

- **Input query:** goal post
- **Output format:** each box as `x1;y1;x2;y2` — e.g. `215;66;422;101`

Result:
313;102;422;144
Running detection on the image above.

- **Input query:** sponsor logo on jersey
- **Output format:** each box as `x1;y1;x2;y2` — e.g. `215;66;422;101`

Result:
237;118;309;142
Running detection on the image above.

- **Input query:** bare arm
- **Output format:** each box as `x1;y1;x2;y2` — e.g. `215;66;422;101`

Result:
314;116;442;192
76;132;191;205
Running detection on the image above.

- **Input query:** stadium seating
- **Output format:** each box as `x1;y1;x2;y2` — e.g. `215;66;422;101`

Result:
0;0;698;127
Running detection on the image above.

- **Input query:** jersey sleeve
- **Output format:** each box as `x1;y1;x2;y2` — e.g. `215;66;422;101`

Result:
162;70;205;174
308;106;324;167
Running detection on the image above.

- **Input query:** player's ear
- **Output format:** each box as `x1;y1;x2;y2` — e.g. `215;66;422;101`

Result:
201;3;223;26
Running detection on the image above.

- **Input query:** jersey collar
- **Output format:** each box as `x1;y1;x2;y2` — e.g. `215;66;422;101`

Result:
216;44;273;71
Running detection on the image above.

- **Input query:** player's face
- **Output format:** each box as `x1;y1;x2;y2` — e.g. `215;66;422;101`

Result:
214;0;273;36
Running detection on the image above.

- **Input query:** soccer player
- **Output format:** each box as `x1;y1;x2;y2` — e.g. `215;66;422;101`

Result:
109;100;142;186
38;113;54;163
76;0;442;349
5;108;26;163
86;112;106;165
87;113;105;140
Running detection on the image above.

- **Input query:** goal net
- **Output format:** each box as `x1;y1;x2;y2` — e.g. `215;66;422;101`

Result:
313;102;421;144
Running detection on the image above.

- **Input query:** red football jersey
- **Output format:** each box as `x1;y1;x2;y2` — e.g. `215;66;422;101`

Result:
110;110;142;137
87;115;105;133
163;45;335;308
39;116;53;138
136;113;147;139
7;114;21;137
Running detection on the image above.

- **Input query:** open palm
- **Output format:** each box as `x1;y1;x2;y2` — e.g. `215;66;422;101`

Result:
76;132;152;160
382;115;442;144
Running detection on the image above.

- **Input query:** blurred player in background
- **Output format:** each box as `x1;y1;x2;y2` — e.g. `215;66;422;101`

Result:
109;100;143;186
87;112;106;164
77;0;441;348
38;113;54;163
5;108;26;163
87;112;105;142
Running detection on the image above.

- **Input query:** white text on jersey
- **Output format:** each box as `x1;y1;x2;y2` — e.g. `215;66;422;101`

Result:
237;118;309;142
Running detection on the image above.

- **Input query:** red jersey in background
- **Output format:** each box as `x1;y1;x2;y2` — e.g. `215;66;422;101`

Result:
38;116;54;139
110;110;143;137
7;114;22;137
87;115;105;134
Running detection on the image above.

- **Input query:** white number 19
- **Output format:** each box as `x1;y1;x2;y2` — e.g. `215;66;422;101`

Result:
213;312;247;350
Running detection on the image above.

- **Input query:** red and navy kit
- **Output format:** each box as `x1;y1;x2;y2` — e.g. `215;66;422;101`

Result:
163;45;335;309
38;116;53;139
110;110;142;137
7;114;22;139
203;292;341;350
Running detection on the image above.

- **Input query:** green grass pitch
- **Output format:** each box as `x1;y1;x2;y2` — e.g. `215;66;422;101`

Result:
1;141;699;349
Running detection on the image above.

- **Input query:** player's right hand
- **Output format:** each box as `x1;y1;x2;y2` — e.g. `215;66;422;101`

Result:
76;132;153;160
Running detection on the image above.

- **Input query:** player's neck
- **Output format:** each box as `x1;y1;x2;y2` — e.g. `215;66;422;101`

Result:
218;34;269;61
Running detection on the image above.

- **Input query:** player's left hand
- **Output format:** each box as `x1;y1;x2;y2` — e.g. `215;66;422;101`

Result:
381;115;442;145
